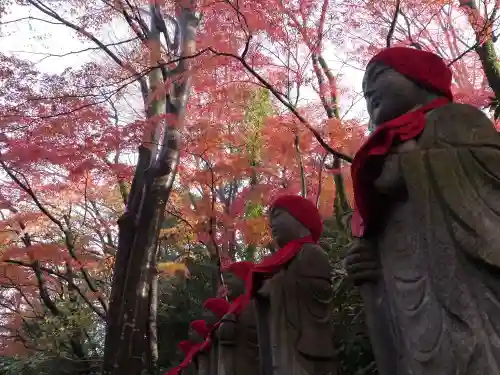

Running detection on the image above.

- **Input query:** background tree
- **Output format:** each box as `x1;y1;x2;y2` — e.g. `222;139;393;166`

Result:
0;0;499;374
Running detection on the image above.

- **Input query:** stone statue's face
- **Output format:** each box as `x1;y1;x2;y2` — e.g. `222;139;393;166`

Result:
188;328;203;343
176;348;184;359
201;309;219;327
363;62;425;126
270;208;310;247
222;271;245;300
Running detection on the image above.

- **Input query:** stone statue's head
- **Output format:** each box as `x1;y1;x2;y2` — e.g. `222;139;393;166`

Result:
222;270;244;299
187;327;203;343
189;320;208;343
202;298;230;327
222;261;253;300
177;340;193;358
363;47;453;127
201;309;219;328
269;195;322;247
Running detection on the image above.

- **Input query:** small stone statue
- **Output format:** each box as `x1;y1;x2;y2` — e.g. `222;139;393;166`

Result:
345;46;500;375
258;195;337;375
216;261;259;375
169;341;195;375
222;261;252;302
202;298;230;375
203;297;230;328
189;320;210;375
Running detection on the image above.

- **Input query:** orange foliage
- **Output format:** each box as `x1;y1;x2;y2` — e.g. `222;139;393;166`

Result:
0;0;496;358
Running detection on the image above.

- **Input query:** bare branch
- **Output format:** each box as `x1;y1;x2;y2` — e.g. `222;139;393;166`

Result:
386;0;401;47
206;46;354;162
4;259;106;319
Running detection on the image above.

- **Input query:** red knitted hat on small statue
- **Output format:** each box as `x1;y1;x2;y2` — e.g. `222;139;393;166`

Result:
203;298;230;319
368;47;453;100
178;340;193;356
189;320;209;339
223;260;254;281
270;195;323;242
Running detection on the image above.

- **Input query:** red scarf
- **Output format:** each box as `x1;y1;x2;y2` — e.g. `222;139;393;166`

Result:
165;345;200;375
168;237;314;370
203;297;230;320
189;320;209;339
351;97;450;237
193;296;243;355
226;293;247;315
165;367;180;375
199;337;212;352
246;236;315;296
177;342;203;372
226;236;315;314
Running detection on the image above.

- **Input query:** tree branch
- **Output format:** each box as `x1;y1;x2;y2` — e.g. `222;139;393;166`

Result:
207;46;354;163
0;160;108;314
386;0;401;47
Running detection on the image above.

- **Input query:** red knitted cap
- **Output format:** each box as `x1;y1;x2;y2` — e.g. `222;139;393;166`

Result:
203;298;230;318
223;260;253;281
368;47;453;100
189;320;209;339
178;340;193;356
270;195;323;242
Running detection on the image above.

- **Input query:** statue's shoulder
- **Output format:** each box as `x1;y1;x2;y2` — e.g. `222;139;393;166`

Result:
239;300;256;322
295;242;331;277
298;242;329;260
428;102;491;125
421;102;496;146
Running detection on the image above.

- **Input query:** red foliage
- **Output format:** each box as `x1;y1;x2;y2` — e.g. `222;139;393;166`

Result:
0;0;497;358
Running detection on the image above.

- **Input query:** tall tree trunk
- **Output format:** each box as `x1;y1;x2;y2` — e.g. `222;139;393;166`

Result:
101;3;200;374
311;54;351;226
458;1;500;99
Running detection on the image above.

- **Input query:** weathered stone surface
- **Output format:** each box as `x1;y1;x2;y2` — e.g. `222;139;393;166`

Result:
187;326;209;375
216;266;259;375
216;303;259;375
258;207;337;375
348;59;500;374
258;242;336;375
377;102;500;375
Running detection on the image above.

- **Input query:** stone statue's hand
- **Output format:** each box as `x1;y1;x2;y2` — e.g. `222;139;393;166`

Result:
343;238;380;285
217;284;228;298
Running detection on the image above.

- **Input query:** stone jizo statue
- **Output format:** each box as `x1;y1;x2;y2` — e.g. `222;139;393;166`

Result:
202;298;230;375
168;341;195;375
203;297;230;328
345;46;500;375
189;320;210;375
256;194;337;375
222;261;252;302
216;261;259;375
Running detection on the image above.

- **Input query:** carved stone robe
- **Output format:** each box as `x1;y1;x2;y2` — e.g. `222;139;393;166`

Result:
207;336;219;375
196;353;209;375
202;311;220;375
372;103;500;374
260;243;337;375
187;335;209;375
216;302;259;375
211;339;223;375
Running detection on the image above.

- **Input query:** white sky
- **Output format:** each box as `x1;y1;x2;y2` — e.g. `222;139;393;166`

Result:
2;7;92;72
3;3;500;129
0;4;368;123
